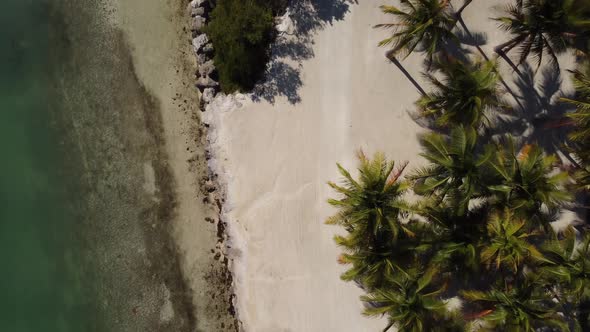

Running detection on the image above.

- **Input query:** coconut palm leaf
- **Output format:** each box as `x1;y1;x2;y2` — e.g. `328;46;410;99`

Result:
410;126;493;215
494;0;590;71
561;67;590;189
327;151;410;244
337;221;434;289
327;152;411;287
480;209;547;273
375;0;457;63
417;58;506;128
461;281;569;331
488;139;571;228
540;227;590;302
362;267;463;332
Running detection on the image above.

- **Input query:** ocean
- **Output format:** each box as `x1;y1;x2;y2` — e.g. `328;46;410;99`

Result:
0;0;104;330
0;0;195;330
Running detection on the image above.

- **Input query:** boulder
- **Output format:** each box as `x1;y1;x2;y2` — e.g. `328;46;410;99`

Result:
195;53;207;65
276;10;294;35
192;34;209;53
202;88;216;104
196;76;219;90
202;43;214;54
191;7;205;17
192;15;206;32
191;0;207;8
198;60;215;77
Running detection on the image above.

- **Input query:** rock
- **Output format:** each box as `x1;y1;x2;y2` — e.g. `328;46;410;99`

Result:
202;43;214;54
202;88;216;104
191;0;206;8
192;16;206;32
276;10;294;35
198;60;215;77
195;53;208;66
192;34;209;53
196;76;219;90
191;7;205;17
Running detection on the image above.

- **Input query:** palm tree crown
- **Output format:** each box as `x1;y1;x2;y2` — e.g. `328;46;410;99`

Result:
375;0;457;62
327;152;410;287
417;58;504;127
362;268;460;332
494;0;590;69
540;228;590;301
410;126;493;215
561;67;590;190
488;141;571;226
480;209;545;274
462;281;568;331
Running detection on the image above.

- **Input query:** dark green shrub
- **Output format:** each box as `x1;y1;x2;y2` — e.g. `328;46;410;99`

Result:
205;0;274;92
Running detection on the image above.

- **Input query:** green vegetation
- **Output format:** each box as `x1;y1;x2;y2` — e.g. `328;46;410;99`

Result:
327;1;590;331
494;0;590;69
205;0;275;92
374;0;457;62
562;65;590;189
417;59;504;128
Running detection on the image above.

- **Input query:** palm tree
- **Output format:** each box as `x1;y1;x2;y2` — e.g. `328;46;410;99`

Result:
540;227;590;301
494;0;590;70
375;0;457;63
488;140;571;228
417;58;505;128
561;67;590;189
562;69;590;152
326;151;411;287
480;209;546;274
409;126;493;215
539;231;590;332
362;268;462;332
462;281;569;331
337;221;433;289
455;0;475;19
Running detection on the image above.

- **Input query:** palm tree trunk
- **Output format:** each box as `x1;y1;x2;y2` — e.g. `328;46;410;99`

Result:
456;0;474;18
456;18;524;110
494;35;525;55
385;50;427;96
382;321;395;332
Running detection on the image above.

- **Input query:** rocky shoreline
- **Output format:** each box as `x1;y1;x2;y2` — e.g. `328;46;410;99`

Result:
186;0;243;330
188;0;220;107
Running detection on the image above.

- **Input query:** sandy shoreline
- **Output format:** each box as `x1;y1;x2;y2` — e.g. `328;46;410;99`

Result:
111;0;240;330
53;0;238;330
203;0;580;331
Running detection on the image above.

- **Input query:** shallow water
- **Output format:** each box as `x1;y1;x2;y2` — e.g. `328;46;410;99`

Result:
0;0;194;330
0;0;103;330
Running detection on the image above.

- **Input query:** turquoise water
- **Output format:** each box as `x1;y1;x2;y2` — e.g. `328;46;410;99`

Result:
0;1;101;330
0;0;201;330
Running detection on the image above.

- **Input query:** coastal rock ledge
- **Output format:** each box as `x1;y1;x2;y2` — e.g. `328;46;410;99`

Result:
189;0;219;104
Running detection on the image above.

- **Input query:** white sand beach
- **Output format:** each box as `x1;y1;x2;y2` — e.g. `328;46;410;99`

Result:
203;0;580;331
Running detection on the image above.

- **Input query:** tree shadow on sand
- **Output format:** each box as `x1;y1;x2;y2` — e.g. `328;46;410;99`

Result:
252;0;358;105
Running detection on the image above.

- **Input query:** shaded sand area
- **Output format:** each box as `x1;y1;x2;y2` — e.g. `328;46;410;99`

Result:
47;0;235;330
204;0;582;331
